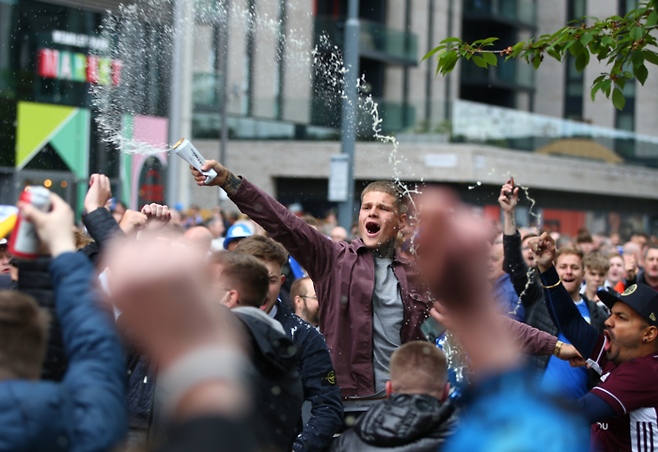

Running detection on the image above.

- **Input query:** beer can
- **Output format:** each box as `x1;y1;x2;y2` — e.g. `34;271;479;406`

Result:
8;186;51;259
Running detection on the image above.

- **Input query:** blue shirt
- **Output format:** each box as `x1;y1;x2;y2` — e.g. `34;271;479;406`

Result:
541;300;591;400
493;273;525;322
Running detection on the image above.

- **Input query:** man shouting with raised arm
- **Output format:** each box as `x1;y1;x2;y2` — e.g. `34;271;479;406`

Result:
190;159;432;404
532;232;658;452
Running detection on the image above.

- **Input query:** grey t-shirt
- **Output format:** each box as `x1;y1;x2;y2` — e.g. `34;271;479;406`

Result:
372;257;404;393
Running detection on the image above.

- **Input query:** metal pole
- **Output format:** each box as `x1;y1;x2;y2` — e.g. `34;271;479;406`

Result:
220;0;229;166
167;0;184;206
338;0;360;231
444;0;453;121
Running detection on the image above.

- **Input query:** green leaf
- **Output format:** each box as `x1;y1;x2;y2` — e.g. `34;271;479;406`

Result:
647;10;658;27
580;33;593;45
422;45;446;62
635;64;648;85
569;41;584;57
601;79;612;96
442;55;459;74
612;88;626;110
643;50;658;65
482;52;498;66
440;37;463;44
630;26;643;41
632;51;645;68
547;49;562;61
472;56;488;68
575;51;589;72
601;36;614;47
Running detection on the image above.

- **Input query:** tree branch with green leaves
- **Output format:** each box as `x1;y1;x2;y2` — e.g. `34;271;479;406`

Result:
423;0;658;110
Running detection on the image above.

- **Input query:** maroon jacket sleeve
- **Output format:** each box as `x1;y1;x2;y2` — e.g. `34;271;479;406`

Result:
499;316;557;356
229;178;341;282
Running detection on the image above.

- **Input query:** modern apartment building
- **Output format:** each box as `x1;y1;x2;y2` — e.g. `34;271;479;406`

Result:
1;0;658;236
183;0;658;236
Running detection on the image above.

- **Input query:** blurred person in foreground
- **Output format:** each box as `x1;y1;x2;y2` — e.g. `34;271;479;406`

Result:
329;341;456;452
414;187;589;452
234;236;344;452
532;232;658;452
190;159;433;406
0;193;127;451
106;240;257;452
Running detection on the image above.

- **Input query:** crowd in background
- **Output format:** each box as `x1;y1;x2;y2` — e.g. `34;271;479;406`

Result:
0;166;656;452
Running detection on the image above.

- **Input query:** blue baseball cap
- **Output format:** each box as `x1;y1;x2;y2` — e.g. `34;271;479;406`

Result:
223;223;253;249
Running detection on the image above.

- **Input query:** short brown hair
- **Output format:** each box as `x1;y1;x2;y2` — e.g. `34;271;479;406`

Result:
389;341;447;396
584;251;610;273
556;247;584;265
0;291;49;381
290;276;312;300
209;251;269;308
73;227;93;250
361;181;407;213
234;235;288;268
576;228;593;244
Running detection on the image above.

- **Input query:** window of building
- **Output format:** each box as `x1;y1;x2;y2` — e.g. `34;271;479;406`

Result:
563;0;586;120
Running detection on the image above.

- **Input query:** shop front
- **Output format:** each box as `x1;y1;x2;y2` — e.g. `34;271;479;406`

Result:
0;0;169;215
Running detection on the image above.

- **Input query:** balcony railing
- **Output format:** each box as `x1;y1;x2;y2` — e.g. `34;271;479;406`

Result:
451;99;658;168
314;17;418;66
463;0;537;27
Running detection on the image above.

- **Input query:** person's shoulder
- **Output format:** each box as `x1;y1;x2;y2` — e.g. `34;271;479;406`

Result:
278;304;326;345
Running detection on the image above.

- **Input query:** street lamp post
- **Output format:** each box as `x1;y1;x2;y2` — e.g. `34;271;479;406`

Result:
337;0;360;231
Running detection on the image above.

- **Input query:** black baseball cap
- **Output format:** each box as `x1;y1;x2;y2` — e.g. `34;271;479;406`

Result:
597;284;658;326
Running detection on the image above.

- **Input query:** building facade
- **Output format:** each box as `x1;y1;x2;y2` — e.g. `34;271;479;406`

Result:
2;0;658;237
178;0;658;237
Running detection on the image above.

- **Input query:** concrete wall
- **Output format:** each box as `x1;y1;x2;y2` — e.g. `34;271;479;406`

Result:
188;139;658;208
282;0;313;123
583;0;616;128
533;0;567;117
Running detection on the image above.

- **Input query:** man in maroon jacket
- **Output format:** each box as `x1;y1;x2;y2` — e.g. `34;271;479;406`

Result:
190;160;433;402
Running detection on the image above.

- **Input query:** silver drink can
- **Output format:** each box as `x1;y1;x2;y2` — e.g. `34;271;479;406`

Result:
8;186;51;259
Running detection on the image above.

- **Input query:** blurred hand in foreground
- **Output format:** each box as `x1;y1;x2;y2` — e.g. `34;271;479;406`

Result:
415;187;518;373
105;239;249;420
19;193;75;258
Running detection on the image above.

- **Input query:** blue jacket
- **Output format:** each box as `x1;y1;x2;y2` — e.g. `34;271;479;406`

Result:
274;302;344;452
0;252;127;452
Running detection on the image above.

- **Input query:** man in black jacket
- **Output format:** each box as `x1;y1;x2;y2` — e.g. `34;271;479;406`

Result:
499;181;608;396
234;236;344;452
329;341;456;452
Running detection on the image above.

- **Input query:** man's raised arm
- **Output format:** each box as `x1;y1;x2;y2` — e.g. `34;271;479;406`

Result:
530;232;600;360
191;160;337;281
499;180;543;306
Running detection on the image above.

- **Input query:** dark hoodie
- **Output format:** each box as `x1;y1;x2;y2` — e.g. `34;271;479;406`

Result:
329;393;457;452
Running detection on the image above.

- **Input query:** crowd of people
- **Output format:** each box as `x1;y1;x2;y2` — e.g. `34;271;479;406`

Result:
0;160;656;452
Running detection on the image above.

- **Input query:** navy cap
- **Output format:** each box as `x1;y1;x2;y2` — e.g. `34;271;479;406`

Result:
597;284;658;326
223;223;253;250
